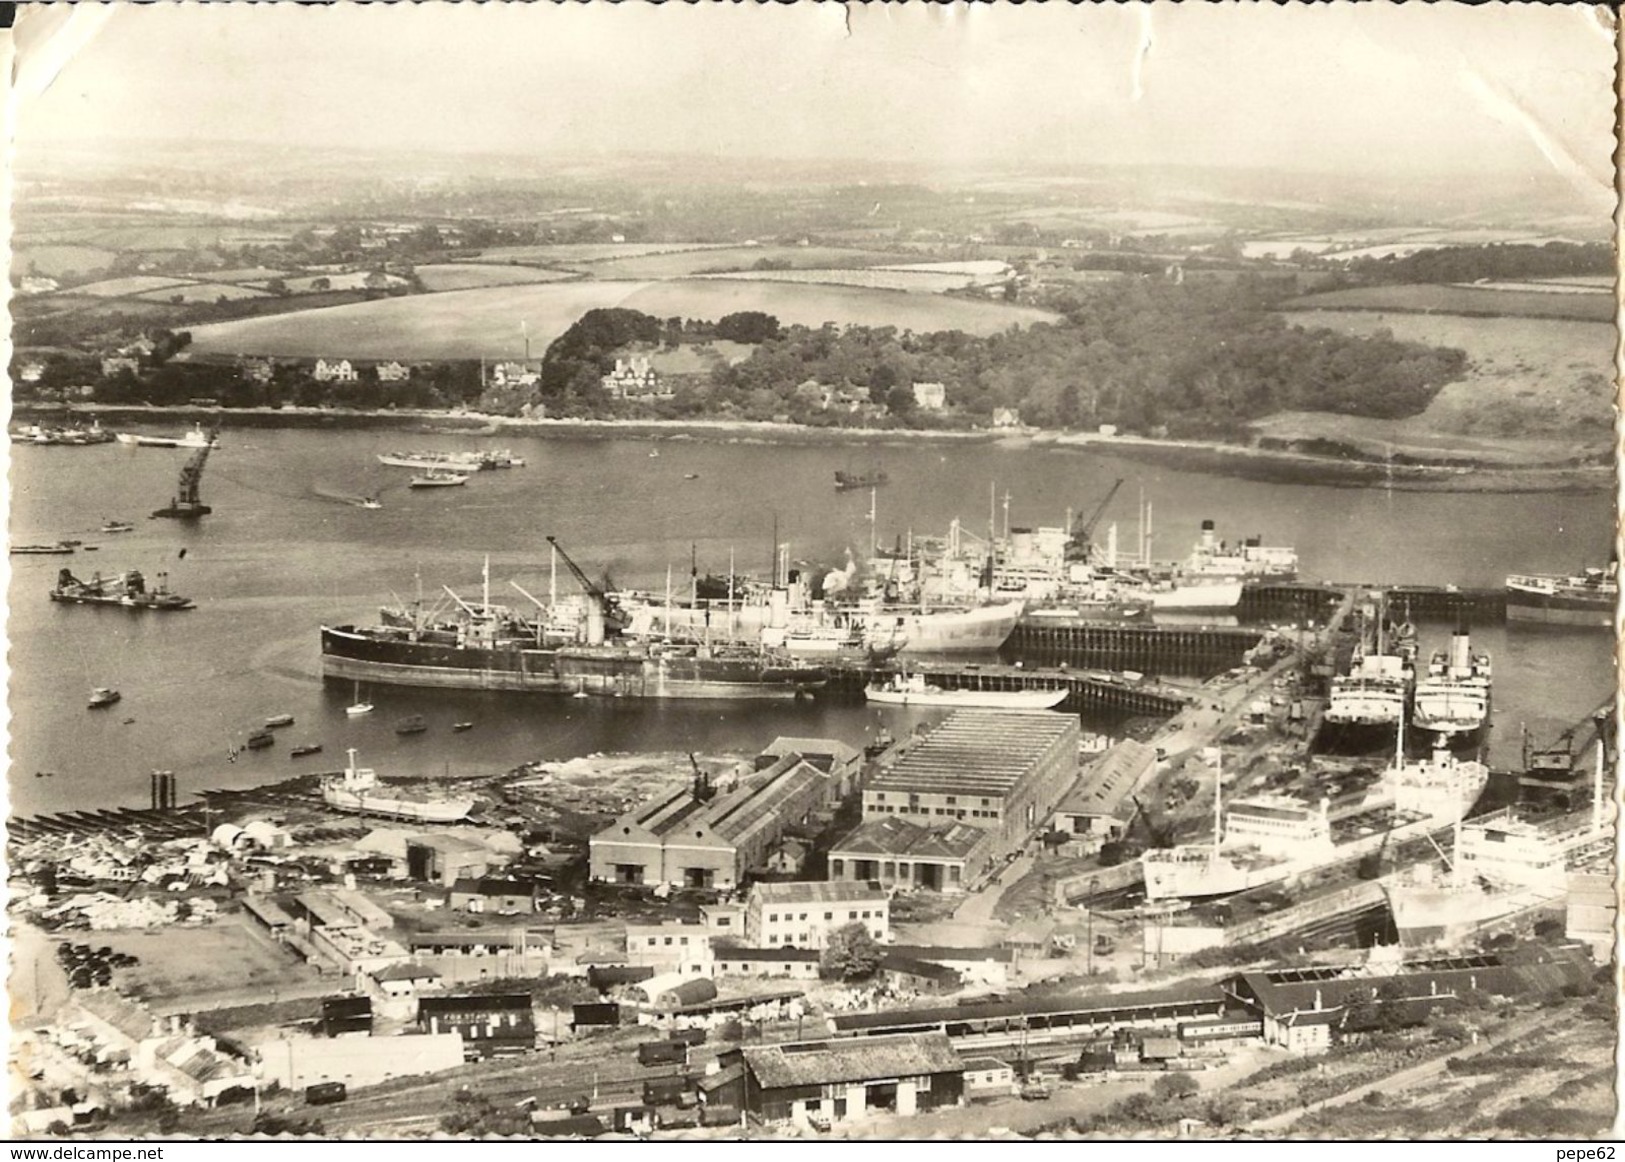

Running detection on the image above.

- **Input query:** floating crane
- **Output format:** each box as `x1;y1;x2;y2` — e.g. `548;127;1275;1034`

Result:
1066;478;1124;563
151;434;218;520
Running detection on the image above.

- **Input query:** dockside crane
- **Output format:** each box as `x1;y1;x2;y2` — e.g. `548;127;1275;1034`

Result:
545;535;626;633
1065;478;1124;563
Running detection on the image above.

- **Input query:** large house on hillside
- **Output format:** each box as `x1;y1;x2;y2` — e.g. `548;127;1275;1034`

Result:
602;356;671;400
314;358;359;383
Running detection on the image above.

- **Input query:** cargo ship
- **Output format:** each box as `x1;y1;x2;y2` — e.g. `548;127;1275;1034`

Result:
320;555;828;700
322;749;474;823
1318;606;1417;753
115;423;216;449
1505;561;1616;628
1143;743;1488;902
50;568;195;611
1411;628;1491;745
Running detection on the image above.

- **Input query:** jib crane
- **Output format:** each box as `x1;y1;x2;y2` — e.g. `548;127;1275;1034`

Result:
545;536;625;628
1066;478;1124;562
151;433;219;519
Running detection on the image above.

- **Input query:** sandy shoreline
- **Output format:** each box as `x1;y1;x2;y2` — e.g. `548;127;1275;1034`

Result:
21;403;1613;494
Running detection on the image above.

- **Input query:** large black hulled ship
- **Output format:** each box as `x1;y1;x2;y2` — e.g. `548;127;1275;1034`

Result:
320;550;827;701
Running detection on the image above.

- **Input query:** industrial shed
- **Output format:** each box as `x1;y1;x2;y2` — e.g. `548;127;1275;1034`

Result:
710;1033;965;1124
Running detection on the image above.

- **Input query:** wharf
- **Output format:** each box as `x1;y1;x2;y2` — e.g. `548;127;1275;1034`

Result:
1378;584;1505;623
9;804;209;845
1005;619;1266;678
824;659;1194;716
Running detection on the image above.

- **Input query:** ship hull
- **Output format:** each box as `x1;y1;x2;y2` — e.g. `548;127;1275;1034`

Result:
1145;581;1244;612
868;602;1023;654
1505;594;1613;628
322;788;473;823
864;686;1067;710
321;627;825;700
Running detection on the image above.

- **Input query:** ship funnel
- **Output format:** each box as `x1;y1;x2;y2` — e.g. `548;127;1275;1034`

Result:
1449;630;1471;671
585;603;606;645
1200;520;1216;551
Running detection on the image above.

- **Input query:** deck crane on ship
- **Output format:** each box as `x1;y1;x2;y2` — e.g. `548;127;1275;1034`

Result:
1066;478;1126;564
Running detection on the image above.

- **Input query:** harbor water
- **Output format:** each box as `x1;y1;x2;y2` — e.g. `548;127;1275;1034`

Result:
7;428;1615;815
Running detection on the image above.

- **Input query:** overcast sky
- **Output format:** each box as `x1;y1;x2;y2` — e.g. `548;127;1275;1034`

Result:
12;2;1617;187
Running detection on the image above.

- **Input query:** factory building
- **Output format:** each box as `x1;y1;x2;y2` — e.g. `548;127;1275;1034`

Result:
1050;738;1155;850
589;754;833;890
832;710;1079;891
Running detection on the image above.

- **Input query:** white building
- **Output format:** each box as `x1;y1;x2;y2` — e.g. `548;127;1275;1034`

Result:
911;382;947;411
744;881;889;949
313;358;359;383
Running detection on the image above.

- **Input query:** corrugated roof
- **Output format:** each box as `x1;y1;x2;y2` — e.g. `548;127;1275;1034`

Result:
743;1033;962;1090
751;881;887;906
74;990;154;1043
1055;739;1155;818
760;738;861;766
830;816;989;861
830;981;1222;1032
241;895;295;928
888;945;1015;964
373;962;441;982
715;947;822;963
868;711;1075;797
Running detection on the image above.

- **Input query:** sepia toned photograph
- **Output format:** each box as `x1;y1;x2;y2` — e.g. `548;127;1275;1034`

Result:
4;1;1618;1143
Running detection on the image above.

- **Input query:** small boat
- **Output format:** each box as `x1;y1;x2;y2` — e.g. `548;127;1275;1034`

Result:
12;542;76;555
395;715;428;735
265;714;295;728
359;498;383;510
88;687;121;709
409;469;470;488
649;450;660;458
346;682;373;717
683;473;700;480
245;730;275;750
100;521;135;534
290;743;324;758
452;721;474;733
83;546;99;552
835;468;889;492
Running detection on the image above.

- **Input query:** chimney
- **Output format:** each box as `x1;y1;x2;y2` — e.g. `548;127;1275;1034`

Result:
1313;988;1322;1011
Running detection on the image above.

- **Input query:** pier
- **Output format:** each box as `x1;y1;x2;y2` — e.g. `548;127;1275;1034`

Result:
1005;619;1266;678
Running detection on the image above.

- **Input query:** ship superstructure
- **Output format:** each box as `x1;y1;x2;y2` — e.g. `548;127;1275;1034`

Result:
1411;628;1492;744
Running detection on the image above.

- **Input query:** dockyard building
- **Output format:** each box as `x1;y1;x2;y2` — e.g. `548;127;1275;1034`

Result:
827;816;989;893
857;709;1079;880
1566;872;1615;962
744;880;890;949
706;1033;965;1125
1050;738;1155;850
589;754;833;890
261;1032;465;1091
757;736;866;798
447;877;544;915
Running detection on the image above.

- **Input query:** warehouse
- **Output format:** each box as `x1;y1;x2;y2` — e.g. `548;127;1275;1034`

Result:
853;710;1078;884
707;1033;965;1124
1049;738;1155;848
417;993;536;1060
589;754;832;890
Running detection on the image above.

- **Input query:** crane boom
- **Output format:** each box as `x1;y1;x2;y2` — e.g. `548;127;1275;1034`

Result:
545;536;605;605
1069;478;1124;561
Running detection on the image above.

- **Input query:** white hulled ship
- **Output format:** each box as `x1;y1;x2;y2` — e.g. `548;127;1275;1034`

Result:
864;672;1067;710
1385;739;1613;948
115;423;216;449
1411;628;1491;743
1143;735;1488;902
321;748;475;823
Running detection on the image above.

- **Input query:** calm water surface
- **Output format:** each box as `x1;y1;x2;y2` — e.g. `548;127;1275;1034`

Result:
8;429;1615;814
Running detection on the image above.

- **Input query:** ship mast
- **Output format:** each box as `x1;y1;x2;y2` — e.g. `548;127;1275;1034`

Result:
728;547;736;640
869;489;878;557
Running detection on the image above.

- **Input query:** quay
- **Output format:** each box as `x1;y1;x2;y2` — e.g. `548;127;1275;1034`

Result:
823;659;1195;716
1005;619;1266;678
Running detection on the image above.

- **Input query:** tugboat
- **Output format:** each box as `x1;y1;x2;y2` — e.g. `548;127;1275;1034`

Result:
100;520;135;534
245;730;275;750
290;743;324;758
87;687;122;709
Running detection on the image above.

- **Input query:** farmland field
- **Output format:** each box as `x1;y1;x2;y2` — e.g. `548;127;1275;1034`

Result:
414;263;580;291
1285;283;1611;321
582;245;904;279
187;266;291;283
13;244;120;278
1277;308;1614;445
70;275;192;298
1461;279;1614;295
697;268;978;293
875;259;1010;277
470;241;735;265
246;272;410;293
184;278;1060;361
135;282;270;303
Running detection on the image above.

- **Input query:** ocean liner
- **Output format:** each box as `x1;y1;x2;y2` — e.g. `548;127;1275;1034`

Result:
1411;628;1491;745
